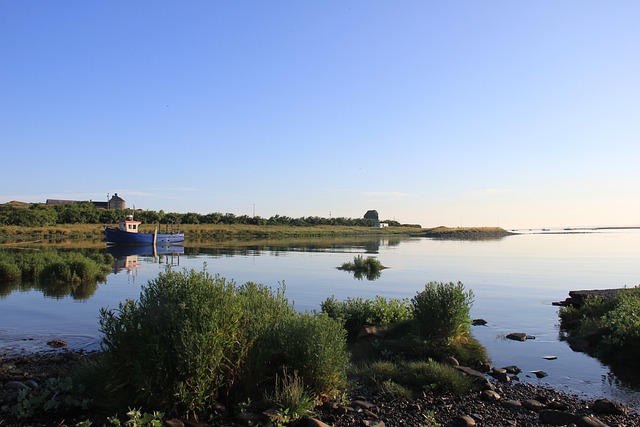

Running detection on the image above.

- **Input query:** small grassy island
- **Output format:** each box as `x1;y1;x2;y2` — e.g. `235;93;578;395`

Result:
422;226;513;239
337;255;387;280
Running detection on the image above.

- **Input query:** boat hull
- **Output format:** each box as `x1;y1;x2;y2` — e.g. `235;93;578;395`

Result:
105;227;185;245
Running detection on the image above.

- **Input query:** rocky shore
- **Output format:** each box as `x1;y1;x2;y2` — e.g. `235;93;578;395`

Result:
2;350;638;427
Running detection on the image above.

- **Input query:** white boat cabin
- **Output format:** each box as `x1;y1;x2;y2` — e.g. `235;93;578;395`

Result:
118;215;142;233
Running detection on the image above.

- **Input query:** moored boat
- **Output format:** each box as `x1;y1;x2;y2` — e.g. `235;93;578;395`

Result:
105;215;184;245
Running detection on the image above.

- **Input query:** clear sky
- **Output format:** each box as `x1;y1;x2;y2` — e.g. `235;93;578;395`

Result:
1;1;639;229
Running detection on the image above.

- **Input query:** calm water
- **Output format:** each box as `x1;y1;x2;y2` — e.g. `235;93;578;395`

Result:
1;229;640;408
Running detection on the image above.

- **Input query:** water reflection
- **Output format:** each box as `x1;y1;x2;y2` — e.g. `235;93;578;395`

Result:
106;245;184;273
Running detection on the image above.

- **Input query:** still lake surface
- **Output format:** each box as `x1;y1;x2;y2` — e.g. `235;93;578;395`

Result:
1;229;639;409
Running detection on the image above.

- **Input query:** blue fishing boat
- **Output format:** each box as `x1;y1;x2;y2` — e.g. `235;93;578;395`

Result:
105;215;184;245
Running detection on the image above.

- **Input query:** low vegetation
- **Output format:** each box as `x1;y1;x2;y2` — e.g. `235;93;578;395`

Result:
1;271;486;425
0;249;113;299
337;255;387;280
322;281;487;401
423;226;512;239
559;287;640;381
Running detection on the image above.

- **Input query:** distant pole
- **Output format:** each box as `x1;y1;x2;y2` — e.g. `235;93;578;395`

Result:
253;204;255;218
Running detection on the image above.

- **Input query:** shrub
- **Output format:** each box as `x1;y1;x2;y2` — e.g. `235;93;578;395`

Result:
265;313;349;395
411;281;474;343
98;270;348;418
99;270;251;416
602;288;640;349
321;295;411;339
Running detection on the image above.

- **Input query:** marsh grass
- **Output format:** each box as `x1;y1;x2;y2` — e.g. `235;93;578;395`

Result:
0;250;113;287
337;255;388;280
354;359;473;398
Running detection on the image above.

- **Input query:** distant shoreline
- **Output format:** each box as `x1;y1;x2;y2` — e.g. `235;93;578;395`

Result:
1;224;517;242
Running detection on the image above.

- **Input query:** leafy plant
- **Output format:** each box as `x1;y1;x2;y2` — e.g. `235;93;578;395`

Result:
411;281;474;344
321;295;411;339
266;369;315;425
1;377;91;420
107;407;164;426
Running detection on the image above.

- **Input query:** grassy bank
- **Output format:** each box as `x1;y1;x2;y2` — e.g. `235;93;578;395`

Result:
0;223;424;242
1;224;514;243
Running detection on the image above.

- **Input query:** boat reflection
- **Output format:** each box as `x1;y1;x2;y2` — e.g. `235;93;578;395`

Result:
106;245;184;274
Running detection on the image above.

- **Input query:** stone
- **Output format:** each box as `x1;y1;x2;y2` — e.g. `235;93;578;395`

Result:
506;333;528;341
451;415;476;427
362;421;385;427
443;356;460;366
592;398;625;415
522;399;546;411
183;420;208;427
4;380;30;391
23;379;39;389
352;400;375;410
576;416;610;427
531;370;548;378
480;389;501;401
46;339;68;348
539;409;580;425
164;419;185;427
543;355;558;360
501;400;522;410
453;366;486;380
502;365;521;374
472;318;487;326
295;417;332;427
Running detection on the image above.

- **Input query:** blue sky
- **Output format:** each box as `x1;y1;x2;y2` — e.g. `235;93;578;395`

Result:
1;1;639;229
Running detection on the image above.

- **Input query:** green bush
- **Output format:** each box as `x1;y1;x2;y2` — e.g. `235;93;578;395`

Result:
411;281;474;343
265;312;349;395
99;270;251;416
98;270;348;418
321;295;411;339
602;289;640;349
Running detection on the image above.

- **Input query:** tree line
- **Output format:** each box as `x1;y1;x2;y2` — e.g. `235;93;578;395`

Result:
0;202;414;228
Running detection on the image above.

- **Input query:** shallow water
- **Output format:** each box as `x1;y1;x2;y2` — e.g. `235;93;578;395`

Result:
1;229;639;408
